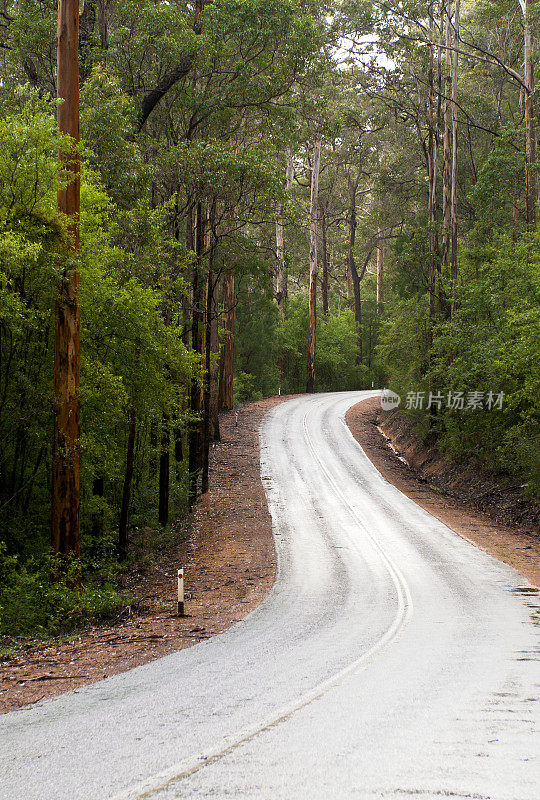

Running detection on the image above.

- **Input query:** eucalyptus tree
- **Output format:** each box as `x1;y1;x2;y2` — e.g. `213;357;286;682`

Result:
52;0;81;566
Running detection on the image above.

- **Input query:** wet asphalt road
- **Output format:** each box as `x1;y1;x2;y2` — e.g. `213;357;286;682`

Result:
1;391;539;800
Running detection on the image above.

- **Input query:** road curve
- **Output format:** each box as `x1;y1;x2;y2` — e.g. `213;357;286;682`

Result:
1;391;538;800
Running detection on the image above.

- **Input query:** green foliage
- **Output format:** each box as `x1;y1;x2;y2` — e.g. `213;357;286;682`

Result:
277;295;373;393
379;229;540;496
376;297;430;400
234;372;263;404
81;69;146;206
469;126;524;237
235;276;281;399
431;233;540;492
0;104;193;635
0;550;133;637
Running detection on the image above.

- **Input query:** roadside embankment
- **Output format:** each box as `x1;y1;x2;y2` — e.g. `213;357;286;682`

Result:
346;397;540;587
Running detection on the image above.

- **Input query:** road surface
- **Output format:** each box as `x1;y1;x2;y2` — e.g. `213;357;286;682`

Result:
1;392;539;800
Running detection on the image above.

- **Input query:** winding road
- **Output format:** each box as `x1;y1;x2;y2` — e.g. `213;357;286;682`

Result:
2;392;539;800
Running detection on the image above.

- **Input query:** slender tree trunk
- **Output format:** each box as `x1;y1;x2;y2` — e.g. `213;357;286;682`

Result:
346;261;353;299
201;309;211;493
347;175;363;365
275;214;284;312
524;0;537;229
97;0;108;48
513;175;521;241
188;203;204;509
52;0;81;564
149;417;158;478
158;414;170;525
306;137;321;394
320;199;329;316
90;476;104;543
218;271;235;410
450;0;460;318
202;211;216;494
275;149;294;315
173;413;183;463
376;231;384;315
427;4;437;322
158;300;172;525
441;3;453;281
350;267;362;366
209;279;220;441
118;404;136;560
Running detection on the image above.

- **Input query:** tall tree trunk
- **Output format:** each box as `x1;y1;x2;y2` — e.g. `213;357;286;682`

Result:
218;271;235;410
275;149;294;315
209;279;220;441
52;0;81;564
97;0;108;48
347;175;363;365
158;301;172;525
306;137;321;394
350;267;362;366
158;414;170;525
320;199;329;316
188;203;204;509
346;261;353;300
173;413;183;463
524;0;537;229
202;209;216;494
441;2;453;284
118;404;136;560
427;4;437;322
450;0;460;318
149;417;158;478
376;230;384;315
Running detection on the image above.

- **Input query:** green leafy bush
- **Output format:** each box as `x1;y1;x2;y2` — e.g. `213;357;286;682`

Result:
0;554;133;637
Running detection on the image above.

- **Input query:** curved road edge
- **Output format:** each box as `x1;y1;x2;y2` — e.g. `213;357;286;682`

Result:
346;395;539;588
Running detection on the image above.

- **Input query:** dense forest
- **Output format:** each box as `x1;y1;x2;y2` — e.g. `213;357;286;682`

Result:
0;0;538;635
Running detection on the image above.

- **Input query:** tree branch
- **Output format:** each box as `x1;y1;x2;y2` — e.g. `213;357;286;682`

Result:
137;55;195;129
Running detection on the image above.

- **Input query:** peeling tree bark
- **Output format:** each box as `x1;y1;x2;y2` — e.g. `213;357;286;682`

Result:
52;0;81;565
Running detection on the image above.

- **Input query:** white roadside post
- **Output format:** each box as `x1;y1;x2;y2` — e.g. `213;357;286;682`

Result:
177;568;185;616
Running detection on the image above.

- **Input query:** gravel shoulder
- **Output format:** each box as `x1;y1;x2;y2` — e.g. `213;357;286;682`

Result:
346;396;539;587
0;396;286;714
